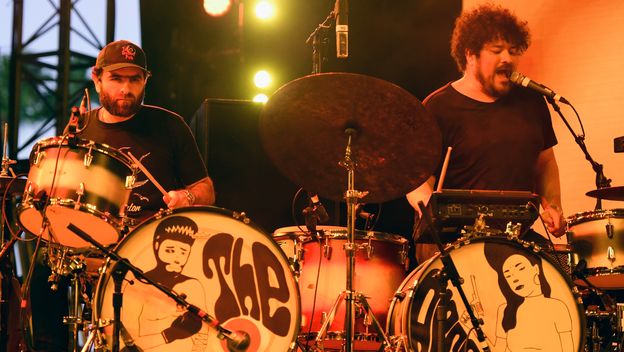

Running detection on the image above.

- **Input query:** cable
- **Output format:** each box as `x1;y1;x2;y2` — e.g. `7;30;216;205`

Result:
303;236;323;351
289;187;324;350
290;187;307;234
526;202;569;274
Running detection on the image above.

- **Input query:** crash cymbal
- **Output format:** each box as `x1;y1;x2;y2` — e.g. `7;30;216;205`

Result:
260;72;441;203
586;186;624;201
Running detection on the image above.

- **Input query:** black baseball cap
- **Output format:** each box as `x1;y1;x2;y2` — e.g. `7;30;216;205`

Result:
95;40;148;73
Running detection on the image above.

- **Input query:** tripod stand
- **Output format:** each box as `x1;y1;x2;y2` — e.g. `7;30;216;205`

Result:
309;129;393;352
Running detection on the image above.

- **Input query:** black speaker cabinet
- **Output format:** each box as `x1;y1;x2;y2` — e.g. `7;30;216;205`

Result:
190;99;301;234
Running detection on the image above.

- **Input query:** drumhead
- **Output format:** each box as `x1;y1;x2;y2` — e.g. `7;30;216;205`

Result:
31;136;134;168
388;236;585;352
93;206;300;352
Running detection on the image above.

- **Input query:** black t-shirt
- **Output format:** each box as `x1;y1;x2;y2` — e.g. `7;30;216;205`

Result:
76;105;208;221
423;83;557;192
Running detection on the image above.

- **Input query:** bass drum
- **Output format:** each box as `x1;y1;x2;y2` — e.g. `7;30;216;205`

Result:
93;207;300;352
387;236;585;352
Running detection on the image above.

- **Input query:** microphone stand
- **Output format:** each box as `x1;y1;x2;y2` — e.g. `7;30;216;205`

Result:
417;201;490;351
306;6;334;74
66;223;250;352
546;98;611;210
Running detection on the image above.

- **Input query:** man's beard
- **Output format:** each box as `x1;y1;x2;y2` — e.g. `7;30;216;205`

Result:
475;62;513;99
99;89;145;117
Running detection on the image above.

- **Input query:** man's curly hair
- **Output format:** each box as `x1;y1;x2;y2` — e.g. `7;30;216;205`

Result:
451;4;530;72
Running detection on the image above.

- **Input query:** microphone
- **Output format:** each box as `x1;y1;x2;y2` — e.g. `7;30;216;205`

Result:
509;71;569;104
355;204;375;221
309;193;330;223
227;330;250;352
303;193;329;237
335;0;348;58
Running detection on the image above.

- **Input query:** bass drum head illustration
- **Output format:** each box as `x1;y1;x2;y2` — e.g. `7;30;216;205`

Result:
93;206;300;352
387;236;585;352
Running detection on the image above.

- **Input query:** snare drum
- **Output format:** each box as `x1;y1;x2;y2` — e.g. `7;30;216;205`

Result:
273;226;408;350
387;236;585;352
567;209;624;288
18;137;135;249
93;207;300;352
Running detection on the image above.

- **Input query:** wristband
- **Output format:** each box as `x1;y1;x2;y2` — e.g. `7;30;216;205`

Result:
184;189;196;205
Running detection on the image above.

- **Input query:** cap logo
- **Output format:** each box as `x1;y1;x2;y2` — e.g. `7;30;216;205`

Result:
121;45;137;60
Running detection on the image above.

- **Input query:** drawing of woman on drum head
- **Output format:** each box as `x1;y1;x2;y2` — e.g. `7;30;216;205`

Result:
484;242;574;351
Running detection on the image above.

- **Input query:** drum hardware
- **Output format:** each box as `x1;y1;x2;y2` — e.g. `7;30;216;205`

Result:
580;288;623;352
416;200;490;351
70;207;297;352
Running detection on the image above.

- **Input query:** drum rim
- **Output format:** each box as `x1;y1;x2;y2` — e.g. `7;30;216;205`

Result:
93;205;302;349
31;136;134;168
388;235;587;351
567;208;624;225
272;225;408;244
16;201;123;248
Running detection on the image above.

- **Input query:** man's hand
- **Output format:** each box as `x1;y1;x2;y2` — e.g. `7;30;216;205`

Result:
163;190;193;209
541;205;566;237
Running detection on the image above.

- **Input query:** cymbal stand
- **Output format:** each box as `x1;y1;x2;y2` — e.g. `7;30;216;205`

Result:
313;129;392;352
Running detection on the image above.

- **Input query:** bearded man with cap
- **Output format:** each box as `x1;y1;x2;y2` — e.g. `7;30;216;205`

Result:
28;40;215;352
80;39;215;219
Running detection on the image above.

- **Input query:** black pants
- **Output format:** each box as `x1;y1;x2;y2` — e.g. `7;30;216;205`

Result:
27;250;69;352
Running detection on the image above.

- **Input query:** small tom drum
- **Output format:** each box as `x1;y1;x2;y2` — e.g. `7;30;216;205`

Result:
387;236;585;352
93;207;300;352
567;209;624;288
18;137;135;248
273;226;408;350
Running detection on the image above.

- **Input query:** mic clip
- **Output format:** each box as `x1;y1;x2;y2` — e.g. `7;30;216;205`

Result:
67;106;81;147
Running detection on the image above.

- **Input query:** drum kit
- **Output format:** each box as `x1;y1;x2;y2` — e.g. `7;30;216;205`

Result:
0;72;622;352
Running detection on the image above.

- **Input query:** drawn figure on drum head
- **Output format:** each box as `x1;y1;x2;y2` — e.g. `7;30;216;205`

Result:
484;243;574;351
123;216;208;351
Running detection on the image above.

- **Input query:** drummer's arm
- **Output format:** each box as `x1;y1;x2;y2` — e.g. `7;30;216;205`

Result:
406;176;436;217
164;176;216;209
535;147;566;237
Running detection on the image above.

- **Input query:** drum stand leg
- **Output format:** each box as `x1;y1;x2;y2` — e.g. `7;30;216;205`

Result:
312;290;393;352
64;268;87;352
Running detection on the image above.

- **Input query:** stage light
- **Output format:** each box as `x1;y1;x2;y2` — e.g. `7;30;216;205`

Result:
203;0;232;17
253;93;269;103
255;1;275;20
253;70;272;88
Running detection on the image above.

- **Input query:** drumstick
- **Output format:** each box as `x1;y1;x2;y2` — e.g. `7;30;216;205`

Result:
436;147;452;192
127;151;168;197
